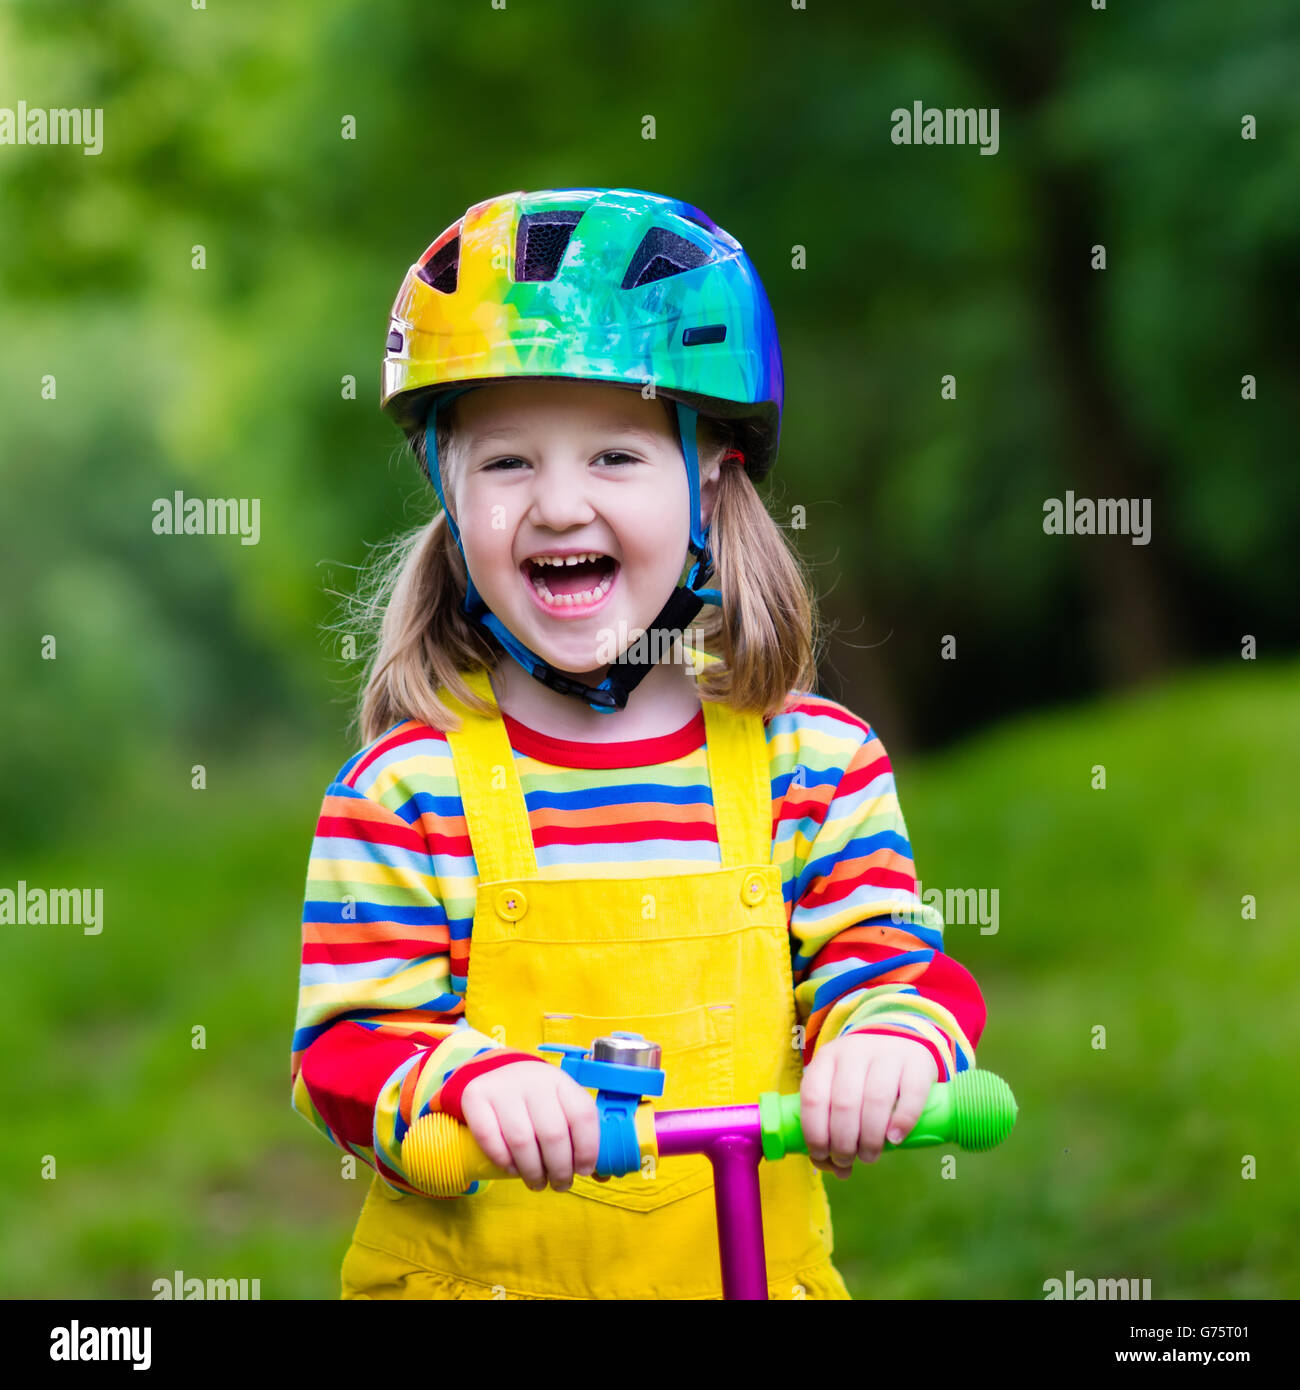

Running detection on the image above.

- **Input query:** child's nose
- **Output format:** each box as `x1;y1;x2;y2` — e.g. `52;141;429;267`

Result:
524;470;601;530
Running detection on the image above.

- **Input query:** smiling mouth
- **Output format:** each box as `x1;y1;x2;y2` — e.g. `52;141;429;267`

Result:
521;553;619;608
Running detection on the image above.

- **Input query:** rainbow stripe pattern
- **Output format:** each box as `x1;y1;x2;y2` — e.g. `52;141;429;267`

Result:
291;691;986;1196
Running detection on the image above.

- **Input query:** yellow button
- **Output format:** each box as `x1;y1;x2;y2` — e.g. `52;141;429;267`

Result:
740;874;767;906
494;886;528;921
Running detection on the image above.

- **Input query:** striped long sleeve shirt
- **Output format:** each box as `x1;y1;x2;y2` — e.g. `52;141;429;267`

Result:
291;688;986;1195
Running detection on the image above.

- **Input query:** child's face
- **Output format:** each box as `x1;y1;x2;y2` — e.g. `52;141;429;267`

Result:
446;379;716;676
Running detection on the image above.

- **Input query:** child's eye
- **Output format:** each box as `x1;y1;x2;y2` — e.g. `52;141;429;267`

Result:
480;452;637;473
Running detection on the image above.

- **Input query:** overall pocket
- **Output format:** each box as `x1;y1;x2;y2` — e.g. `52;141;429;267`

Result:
539;1001;736;1213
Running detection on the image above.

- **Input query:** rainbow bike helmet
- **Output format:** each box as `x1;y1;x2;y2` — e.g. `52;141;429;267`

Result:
380;186;784;713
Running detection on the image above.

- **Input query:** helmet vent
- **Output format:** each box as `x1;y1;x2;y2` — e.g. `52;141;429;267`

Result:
417;236;460;294
515;210;584;281
621;226;713;290
682;323;726;346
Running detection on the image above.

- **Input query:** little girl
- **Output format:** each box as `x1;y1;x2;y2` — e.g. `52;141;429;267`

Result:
291;187;986;1300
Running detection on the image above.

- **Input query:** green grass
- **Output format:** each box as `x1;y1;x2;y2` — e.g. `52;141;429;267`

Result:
1;659;1296;1298
829;656;1300;1300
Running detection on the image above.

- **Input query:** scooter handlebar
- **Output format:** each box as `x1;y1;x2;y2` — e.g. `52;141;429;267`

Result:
399;1069;1017;1198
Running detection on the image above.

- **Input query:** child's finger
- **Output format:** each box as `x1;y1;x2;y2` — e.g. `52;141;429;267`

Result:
826;1049;873;1174
885;1055;940;1146
799;1050;839;1168
460;1091;516;1175
495;1095;546;1190
523;1087;577;1191
857;1060;904;1164
559;1080;601;1178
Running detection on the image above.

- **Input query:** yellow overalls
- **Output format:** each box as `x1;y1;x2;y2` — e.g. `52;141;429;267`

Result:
339;652;851;1299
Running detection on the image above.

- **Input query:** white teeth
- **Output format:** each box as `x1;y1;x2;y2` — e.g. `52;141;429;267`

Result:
529;570;615;607
527;551;606;567
523;551;615;609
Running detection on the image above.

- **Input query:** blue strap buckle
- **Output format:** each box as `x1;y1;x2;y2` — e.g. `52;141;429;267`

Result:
538;1040;666;1177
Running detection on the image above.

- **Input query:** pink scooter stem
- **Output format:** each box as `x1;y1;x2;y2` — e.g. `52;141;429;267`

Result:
656;1104;770;1297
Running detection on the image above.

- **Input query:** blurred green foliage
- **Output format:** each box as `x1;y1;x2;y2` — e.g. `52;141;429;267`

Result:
3;0;1299;846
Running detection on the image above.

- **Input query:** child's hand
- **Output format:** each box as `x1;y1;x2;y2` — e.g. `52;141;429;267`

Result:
800;1033;940;1180
460;1060;610;1192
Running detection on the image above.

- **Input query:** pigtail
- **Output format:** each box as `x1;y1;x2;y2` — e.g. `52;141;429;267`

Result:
690;432;824;718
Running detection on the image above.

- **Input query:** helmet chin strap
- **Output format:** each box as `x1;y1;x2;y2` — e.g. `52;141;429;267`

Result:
424;391;720;713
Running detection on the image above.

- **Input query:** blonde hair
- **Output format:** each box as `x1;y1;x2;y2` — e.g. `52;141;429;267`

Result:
336;396;824;746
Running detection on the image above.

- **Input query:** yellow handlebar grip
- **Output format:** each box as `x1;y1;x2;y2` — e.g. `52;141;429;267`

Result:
401;1101;661;1196
634;1102;658;1163
401;1111;512;1196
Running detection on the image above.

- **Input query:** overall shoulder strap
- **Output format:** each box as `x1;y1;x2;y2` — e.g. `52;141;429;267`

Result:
439;668;538;883
686;647;773;870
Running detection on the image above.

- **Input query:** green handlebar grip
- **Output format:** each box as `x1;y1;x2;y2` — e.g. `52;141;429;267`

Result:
759;1069;1018;1161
